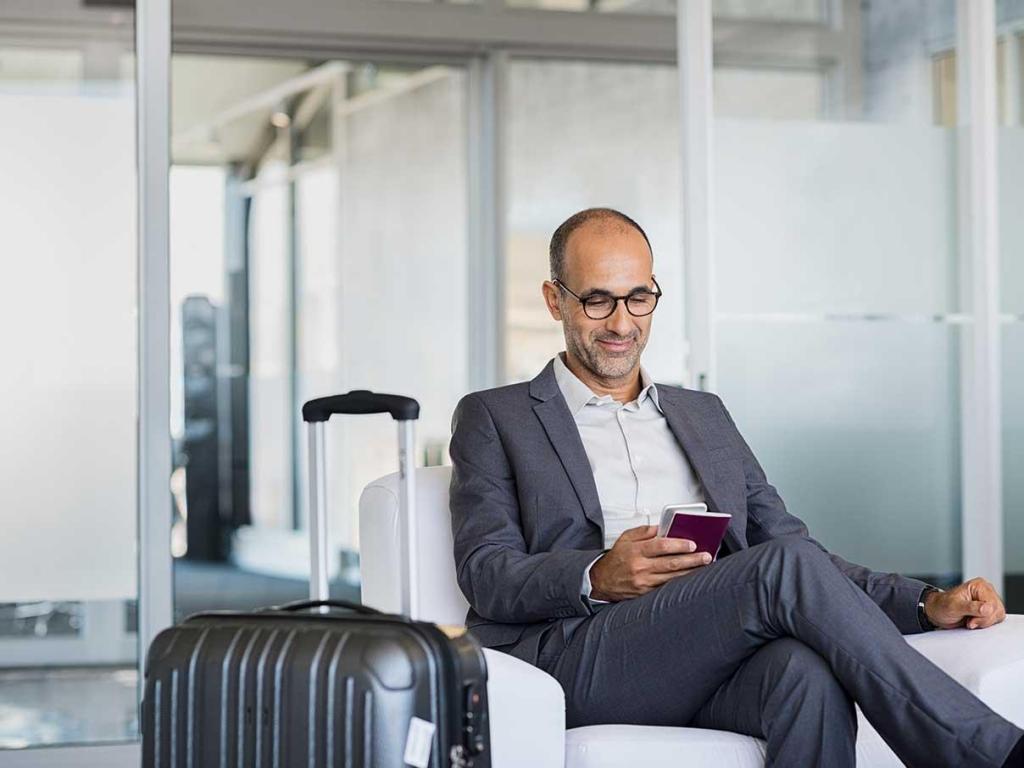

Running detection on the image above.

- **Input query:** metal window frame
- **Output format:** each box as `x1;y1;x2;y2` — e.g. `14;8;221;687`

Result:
957;0;1004;592
2;0;851;70
1003;28;1022;125
678;0;715;393
467;52;507;390
136;0;173;713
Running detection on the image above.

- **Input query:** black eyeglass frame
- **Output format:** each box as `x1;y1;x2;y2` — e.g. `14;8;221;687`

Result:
553;276;663;320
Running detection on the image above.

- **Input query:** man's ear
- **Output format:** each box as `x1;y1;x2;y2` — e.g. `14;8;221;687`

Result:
542;281;563;321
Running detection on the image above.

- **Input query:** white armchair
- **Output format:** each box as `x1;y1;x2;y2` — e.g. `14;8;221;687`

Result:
360;466;1024;768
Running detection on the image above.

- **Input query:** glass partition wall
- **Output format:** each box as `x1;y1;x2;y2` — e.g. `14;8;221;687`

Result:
711;3;966;584
707;1;1022;603
999;24;1024;611
0;16;142;756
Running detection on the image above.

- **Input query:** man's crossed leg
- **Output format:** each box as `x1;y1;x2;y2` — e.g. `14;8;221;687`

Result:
541;537;1023;767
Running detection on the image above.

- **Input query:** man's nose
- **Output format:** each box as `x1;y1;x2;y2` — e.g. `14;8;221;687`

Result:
605;300;634;335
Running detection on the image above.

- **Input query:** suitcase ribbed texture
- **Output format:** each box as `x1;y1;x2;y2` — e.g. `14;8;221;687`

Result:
142;613;485;768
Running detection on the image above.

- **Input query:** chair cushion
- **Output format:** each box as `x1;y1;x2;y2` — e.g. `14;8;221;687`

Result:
565;723;908;768
566;725;765;768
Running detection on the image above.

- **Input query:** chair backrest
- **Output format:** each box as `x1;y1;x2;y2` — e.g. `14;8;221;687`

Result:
358;464;470;625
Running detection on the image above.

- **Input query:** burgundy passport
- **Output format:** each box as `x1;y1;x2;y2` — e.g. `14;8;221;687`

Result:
662;509;732;561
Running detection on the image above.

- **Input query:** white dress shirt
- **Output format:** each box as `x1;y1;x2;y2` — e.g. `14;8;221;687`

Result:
552;354;706;602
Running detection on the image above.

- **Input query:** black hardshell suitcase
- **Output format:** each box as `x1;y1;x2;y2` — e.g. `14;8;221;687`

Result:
142;391;491;768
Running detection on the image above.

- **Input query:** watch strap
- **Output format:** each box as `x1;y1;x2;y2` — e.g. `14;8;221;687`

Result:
917;586;942;631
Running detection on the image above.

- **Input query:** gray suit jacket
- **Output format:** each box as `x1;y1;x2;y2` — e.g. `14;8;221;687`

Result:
448;360;929;666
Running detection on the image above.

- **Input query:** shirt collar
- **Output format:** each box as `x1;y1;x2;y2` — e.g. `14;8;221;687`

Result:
552;353;661;416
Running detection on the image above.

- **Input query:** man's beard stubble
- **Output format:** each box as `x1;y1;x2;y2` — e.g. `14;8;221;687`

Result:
565;324;648;382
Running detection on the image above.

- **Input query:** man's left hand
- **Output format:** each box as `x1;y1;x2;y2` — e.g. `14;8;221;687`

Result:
924;577;1007;630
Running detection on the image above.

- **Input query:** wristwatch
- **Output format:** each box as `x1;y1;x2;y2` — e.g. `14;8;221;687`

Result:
917;586;942;631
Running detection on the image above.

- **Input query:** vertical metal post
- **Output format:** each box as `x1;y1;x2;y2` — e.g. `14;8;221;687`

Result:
467;53;507;390
397;419;419;619
833;0;864;120
1004;31;1022;126
677;0;716;391
957;0;1003;591
308;421;330;606
137;0;173;695
288;118;303;531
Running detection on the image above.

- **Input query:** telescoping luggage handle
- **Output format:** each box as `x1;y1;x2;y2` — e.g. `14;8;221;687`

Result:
302;390;421;620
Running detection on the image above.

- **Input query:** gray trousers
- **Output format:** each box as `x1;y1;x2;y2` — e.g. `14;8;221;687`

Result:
540;537;1023;767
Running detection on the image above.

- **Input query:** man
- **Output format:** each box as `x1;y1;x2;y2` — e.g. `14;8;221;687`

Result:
449;207;1024;767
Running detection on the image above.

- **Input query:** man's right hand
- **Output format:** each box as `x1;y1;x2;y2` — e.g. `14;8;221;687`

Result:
589;524;712;602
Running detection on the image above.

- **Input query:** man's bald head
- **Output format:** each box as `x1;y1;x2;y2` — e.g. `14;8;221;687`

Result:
549;207;653;283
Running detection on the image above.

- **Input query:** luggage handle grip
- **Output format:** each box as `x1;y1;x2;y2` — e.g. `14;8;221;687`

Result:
272;599;384;616
302;391;419;423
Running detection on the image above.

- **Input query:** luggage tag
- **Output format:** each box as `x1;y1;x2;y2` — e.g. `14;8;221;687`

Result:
403;716;435;768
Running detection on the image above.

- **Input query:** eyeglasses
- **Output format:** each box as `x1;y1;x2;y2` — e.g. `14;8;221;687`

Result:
553;277;662;320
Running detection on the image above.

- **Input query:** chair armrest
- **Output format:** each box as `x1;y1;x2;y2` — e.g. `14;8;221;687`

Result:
905;613;1024;727
483;648;566;768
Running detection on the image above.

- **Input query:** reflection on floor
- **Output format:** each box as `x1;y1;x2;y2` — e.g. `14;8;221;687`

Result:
0;667;137;749
0;560;360;750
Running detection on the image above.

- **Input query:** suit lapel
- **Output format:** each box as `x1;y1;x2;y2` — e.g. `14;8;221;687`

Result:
657;385;743;552
530;363;604;531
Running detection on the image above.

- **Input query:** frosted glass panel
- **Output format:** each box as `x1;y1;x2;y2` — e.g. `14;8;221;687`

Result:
1000;118;1024;610
0;41;139;751
714;69;825;121
1000;128;1024;313
0;93;137;603
506;60;685;385
1005;324;1024;578
715;120;958;315
1004;123;1024;606
713;0;822;20
716;322;960;577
